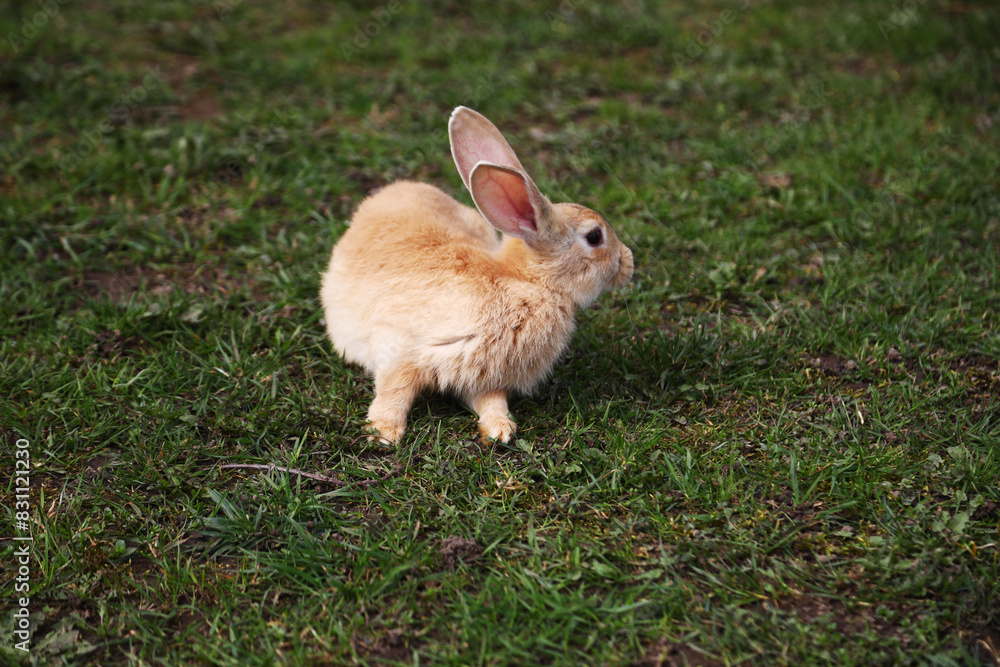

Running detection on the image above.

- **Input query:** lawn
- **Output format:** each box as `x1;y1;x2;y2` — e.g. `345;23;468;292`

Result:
1;1;999;665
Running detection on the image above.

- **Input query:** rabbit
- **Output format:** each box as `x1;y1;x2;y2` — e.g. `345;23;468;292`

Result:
319;106;633;443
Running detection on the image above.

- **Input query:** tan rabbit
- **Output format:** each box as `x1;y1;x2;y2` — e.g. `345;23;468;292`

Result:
320;107;633;443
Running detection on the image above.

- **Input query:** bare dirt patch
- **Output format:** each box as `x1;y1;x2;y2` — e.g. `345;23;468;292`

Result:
772;595;898;638
970;626;1000;666
949;355;1000;374
807;352;859;377
89;329;141;360
76;261;267;306
439;536;483;569
84;453;115;481
634;637;723;667
157;53;225;122
78;267;154;303
351;628;411;663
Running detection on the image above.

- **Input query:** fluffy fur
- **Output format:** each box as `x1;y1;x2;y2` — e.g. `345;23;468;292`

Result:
320;107;633;443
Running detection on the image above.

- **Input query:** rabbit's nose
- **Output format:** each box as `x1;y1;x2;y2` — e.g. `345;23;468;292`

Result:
612;246;634;288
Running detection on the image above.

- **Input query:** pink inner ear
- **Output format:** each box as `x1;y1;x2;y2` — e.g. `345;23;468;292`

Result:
449;107;527;191
470;164;538;238
456;137;508;176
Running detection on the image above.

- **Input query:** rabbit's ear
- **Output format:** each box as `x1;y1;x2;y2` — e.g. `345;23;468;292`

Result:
469;162;551;242
449;106;528;192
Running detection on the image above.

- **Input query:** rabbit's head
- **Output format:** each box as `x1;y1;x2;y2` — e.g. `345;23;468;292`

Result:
449;106;633;308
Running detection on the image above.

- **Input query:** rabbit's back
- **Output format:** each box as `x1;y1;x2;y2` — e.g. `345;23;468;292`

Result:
355;181;500;251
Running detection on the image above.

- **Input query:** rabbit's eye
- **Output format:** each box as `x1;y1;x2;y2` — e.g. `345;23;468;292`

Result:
585;228;603;247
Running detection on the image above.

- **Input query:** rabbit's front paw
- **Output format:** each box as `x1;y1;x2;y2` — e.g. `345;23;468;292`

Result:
366;420;405;443
479;414;516;443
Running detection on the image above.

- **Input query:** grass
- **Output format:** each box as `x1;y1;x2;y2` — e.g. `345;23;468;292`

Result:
1;0;999;664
